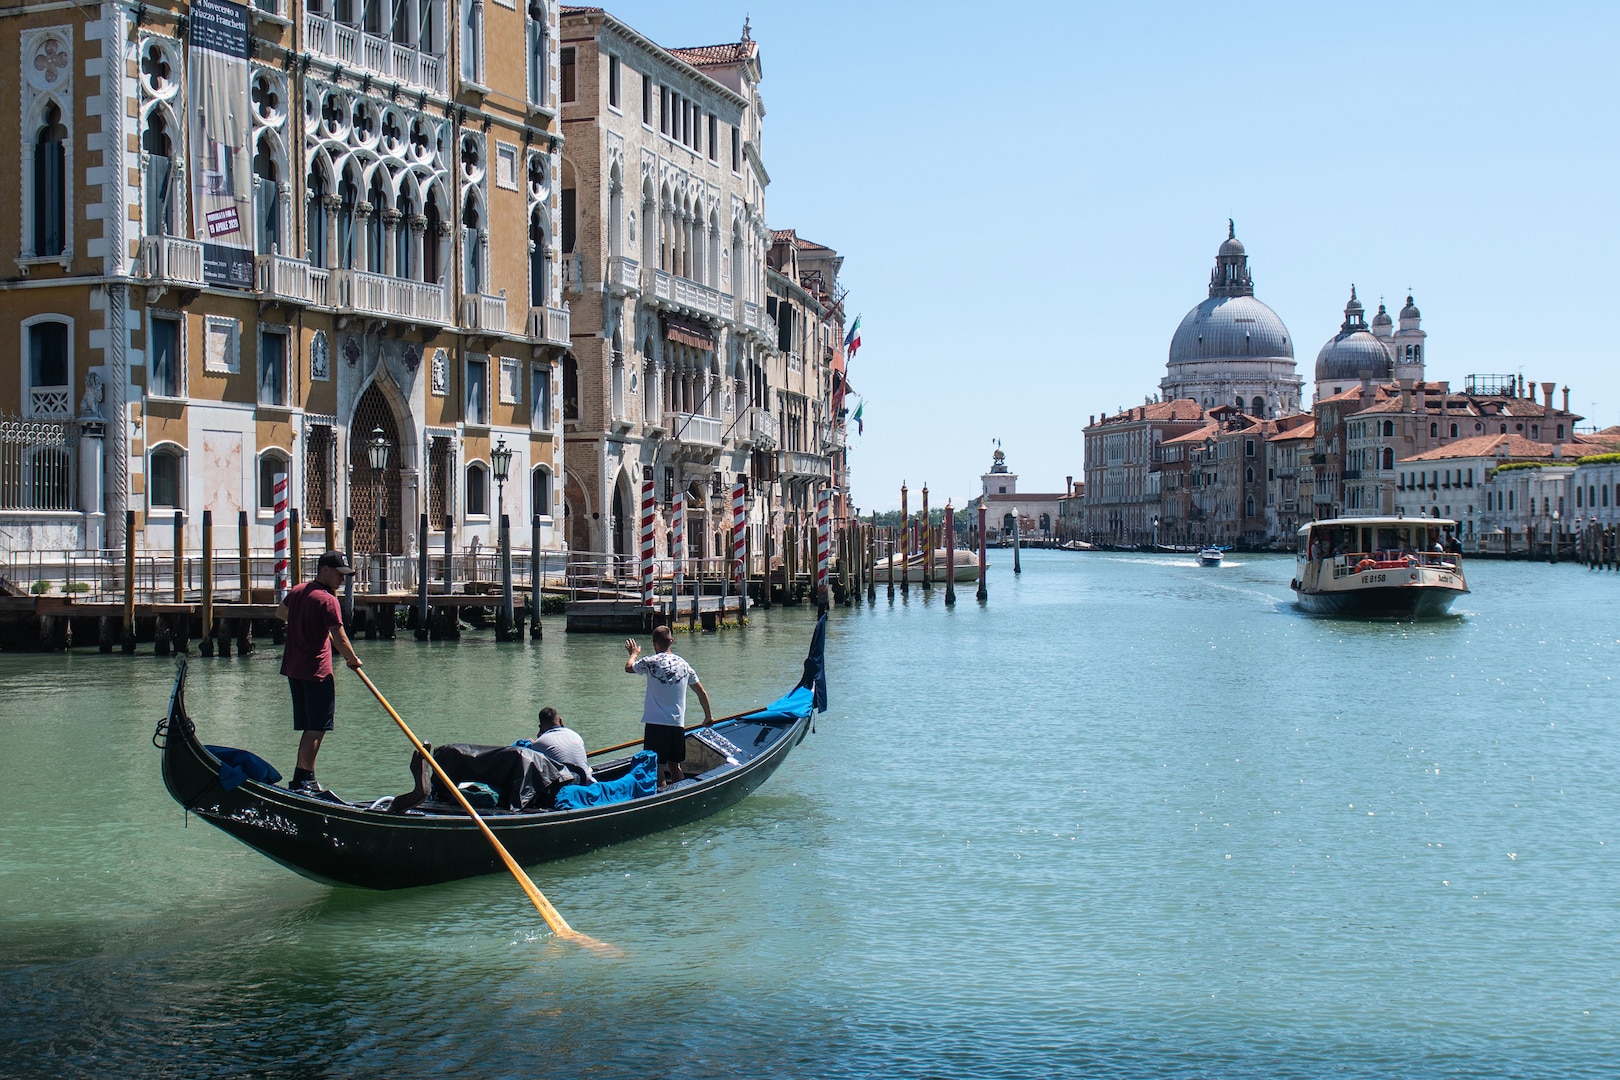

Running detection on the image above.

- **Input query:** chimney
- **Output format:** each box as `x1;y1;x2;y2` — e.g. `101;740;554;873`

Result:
1541;382;1556;416
1066;475;1073;495
1563;386;1571;414
1400;377;1414;412
1518;374;1526;398
1529;382;1537;405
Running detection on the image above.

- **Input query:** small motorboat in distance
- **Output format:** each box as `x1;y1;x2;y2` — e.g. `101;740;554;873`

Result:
1293;516;1468;618
156;618;828;890
1198;547;1223;567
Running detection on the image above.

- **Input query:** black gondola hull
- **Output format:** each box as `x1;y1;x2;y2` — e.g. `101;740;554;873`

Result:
161;667;811;889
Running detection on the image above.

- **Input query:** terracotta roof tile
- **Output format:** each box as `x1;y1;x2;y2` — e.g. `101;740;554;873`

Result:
1268;419;1315;442
666;41;757;67
1400;434;1570;463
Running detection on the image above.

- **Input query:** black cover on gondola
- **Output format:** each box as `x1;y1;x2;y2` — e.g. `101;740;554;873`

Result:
429;743;575;810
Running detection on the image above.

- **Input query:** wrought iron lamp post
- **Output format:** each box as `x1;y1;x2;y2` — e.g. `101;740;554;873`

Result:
367;426;388;595
491;436;516;638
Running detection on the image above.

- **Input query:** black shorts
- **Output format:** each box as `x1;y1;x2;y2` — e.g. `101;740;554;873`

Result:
289;675;336;732
643;723;686;764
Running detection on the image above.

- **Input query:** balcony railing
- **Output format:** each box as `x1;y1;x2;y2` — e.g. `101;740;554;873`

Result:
748;406;778;447
303;13;446;95
256;254;330;306
526;304;570;347
664;411;722;448
461;291;507;333
332;269;447;323
777;450;831;480
606;255;639;296
141;235;205;287
642;267;729;321
561;252;584;294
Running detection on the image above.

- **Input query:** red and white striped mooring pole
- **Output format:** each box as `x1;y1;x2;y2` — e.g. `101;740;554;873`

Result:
640;478;656;608
816;489;831;607
273;472;289;601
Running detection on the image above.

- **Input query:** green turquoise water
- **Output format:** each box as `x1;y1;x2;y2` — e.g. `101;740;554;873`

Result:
3;550;1618;1078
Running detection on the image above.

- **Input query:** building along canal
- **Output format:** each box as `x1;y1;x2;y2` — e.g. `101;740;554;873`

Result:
3;549;1618;1078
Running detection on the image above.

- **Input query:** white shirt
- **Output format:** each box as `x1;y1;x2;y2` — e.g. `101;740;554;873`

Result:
533;726;593;784
632;651;700;727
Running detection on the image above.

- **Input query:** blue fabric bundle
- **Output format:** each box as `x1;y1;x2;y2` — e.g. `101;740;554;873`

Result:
206;745;283;792
552;751;659;811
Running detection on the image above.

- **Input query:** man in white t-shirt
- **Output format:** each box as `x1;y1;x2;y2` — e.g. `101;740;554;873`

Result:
625;625;713;787
530;706;593;785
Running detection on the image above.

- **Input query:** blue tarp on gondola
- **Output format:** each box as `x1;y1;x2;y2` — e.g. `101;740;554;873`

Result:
753;685;815;720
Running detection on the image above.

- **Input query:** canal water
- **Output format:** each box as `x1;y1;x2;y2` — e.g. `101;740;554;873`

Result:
3;550;1618;1078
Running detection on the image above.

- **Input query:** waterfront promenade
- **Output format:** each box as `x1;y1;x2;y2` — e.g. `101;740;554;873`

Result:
3;550;1619;1078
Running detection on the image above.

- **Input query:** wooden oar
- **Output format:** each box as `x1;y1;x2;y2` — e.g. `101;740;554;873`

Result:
354;668;607;951
586;705;768;759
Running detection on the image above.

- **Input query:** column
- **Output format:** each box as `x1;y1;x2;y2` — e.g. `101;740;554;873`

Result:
381;208;403;276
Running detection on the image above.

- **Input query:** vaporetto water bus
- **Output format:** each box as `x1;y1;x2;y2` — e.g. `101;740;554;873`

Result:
1292;516;1469;618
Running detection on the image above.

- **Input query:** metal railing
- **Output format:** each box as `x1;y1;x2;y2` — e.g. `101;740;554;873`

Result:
0;417;77;511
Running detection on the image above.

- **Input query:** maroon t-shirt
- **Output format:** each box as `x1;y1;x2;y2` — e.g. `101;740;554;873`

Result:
280;581;344;680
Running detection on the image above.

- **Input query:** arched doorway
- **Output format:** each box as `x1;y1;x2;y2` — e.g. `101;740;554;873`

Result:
610;476;632;560
350;382;404;554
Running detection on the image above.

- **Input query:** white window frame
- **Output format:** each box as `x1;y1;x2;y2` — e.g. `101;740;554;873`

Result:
494;141;519;190
147;442;187;511
257;326;291;407
147;312;187;400
256;447;292;517
465;352;489;426
499;356;522;404
465;460;490;519
530;363;552;431
204;315;240;374
21;313;74;419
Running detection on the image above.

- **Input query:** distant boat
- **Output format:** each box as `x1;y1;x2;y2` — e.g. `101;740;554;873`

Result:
1293;517;1468;618
1198;547;1223;567
874;548;980;582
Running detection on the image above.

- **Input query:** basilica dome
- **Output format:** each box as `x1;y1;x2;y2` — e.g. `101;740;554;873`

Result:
1315;287;1393;387
1168;294;1293;364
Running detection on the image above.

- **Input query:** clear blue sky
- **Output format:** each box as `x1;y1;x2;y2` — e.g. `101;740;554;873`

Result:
603;1;1620;512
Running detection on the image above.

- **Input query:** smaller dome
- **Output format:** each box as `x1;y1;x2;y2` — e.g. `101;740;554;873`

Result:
1371;302;1392;330
1400;294;1421;322
1219;236;1245;257
1316;334;1393;386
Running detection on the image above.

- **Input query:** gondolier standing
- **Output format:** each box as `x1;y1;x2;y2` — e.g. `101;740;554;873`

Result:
625;625;712;788
276;551;363;793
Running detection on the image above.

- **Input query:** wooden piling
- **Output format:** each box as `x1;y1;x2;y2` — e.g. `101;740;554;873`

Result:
887;520;895;599
945;502;957;606
443;516;455;595
976;504;988;601
289;508;302;586
325;516;337;555
1013;513;1022;575
922;485;932;589
530;513;543;637
172;510;185;603
238;511;251;601
122;510;136;653
201;510;215;656
900;483;910;592
415;514;430;641
343;515;355;625
499;512;516;640
867;512;877;602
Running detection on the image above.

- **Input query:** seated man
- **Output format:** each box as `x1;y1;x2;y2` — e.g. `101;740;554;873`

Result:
521;706;594;786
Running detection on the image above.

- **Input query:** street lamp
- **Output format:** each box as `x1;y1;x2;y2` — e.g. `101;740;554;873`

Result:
367;426;388;593
490;436;515;637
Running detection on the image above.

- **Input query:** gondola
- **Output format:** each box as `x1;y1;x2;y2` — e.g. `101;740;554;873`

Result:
156;617;827;890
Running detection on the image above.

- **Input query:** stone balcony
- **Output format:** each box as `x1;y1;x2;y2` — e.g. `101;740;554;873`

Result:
643;267;730;324
745;406;778;448
605;255;639;297
256;254;331;306
777;450;831;481
332;268;447;324
460;291;507;333
664;411;723;455
561;252;584;295
303;14;447;96
140;235;205;287
526;304;571;348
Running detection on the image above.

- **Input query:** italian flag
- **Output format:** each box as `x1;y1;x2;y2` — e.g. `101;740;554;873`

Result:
844;315;862;360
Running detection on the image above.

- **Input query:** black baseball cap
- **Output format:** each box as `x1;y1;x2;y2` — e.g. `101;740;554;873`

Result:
318;551;357;575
